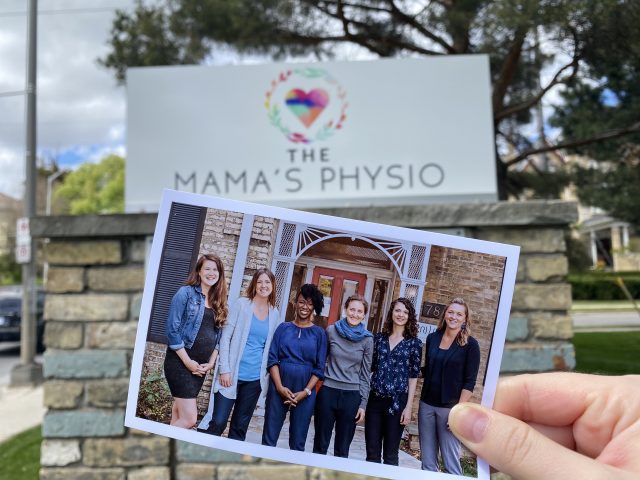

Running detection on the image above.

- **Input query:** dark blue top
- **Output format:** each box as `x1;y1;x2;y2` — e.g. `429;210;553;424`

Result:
421;329;480;408
424;347;447;407
267;322;327;381
370;332;422;414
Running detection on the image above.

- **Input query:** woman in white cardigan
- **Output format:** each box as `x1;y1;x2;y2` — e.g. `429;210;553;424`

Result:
202;268;281;440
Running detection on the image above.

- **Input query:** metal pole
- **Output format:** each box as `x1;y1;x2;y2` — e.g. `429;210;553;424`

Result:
11;0;42;386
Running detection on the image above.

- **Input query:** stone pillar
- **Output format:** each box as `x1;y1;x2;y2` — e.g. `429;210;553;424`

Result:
32;200;578;478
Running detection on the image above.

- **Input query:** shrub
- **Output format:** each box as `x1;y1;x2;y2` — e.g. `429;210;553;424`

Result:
136;366;173;423
570;272;640;300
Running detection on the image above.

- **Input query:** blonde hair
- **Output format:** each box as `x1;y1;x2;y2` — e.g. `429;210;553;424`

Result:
437;297;471;346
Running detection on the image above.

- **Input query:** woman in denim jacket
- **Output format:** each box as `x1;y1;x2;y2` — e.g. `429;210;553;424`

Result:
164;253;228;429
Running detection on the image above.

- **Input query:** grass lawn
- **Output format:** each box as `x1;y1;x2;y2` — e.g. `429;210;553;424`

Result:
0;425;41;480
573;331;640;375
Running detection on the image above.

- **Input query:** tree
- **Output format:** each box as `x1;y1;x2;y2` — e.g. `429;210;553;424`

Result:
100;0;640;199
54;155;125;215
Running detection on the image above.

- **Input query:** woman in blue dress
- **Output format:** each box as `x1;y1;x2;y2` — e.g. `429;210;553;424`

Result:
262;284;327;451
163;253;228;429
365;297;422;465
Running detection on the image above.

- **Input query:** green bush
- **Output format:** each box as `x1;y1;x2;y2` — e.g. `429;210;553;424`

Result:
569;272;640;300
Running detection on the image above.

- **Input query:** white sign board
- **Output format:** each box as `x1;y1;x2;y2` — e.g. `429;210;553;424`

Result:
126;56;496;212
15;243;30;264
15;217;31;263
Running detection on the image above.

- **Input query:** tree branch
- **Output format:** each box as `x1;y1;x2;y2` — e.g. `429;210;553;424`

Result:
387;0;457;53
492;27;528;115
505;122;640;168
496;46;581;121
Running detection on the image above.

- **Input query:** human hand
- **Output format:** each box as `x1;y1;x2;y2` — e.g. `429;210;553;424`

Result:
220;372;232;387
400;406;412;426
196;362;213;374
185;359;203;376
355;407;365;424
277;385;296;404
448;373;640;480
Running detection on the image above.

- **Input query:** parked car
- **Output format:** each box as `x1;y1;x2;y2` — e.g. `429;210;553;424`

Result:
0;290;45;352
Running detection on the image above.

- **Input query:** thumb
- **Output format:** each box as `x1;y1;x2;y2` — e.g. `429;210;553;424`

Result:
448;403;622;480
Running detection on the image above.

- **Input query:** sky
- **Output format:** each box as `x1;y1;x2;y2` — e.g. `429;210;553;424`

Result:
0;1;571;201
0;0;134;199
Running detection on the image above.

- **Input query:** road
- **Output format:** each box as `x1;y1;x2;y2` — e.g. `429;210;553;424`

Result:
572;310;640;332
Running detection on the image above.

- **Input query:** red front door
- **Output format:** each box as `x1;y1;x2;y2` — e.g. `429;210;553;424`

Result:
312;267;366;328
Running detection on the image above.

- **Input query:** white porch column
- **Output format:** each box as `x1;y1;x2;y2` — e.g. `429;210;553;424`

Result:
622;225;630;251
590;231;598;268
304;264;315;284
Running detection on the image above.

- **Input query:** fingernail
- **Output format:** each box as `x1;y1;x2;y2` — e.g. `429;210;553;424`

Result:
450;405;489;443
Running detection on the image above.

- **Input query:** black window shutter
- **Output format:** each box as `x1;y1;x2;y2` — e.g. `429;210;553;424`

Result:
147;202;206;344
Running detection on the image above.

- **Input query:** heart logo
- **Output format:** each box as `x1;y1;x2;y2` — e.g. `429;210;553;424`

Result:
285;88;329;128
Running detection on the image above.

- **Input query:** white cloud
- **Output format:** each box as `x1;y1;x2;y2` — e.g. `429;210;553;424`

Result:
0;0;134;198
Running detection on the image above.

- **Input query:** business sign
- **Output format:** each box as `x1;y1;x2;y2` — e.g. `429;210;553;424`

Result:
126;56;496;212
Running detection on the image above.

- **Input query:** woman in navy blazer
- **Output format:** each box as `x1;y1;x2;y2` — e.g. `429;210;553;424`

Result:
418;298;480;474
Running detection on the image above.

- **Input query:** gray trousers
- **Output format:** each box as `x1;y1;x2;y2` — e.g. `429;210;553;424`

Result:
418;400;462;475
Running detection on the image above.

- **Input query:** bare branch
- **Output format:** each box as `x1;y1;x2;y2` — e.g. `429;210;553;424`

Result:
492;27;528;115
495;35;581;121
387;1;456;53
505;122;640;168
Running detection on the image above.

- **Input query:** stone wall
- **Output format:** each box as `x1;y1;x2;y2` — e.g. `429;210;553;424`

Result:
32;201;577;479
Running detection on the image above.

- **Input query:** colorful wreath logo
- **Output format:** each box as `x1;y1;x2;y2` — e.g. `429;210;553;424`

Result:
265;68;348;144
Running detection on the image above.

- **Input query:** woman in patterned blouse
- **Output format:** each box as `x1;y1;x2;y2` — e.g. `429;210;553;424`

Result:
364;297;422;465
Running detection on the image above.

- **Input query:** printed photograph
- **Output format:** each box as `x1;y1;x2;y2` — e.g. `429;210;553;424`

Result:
126;189;520;480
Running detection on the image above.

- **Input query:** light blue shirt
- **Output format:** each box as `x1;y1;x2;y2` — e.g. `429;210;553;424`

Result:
237;313;269;381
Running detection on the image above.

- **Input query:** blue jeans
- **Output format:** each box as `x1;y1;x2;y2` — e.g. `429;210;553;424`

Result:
207;379;261;441
313;386;361;457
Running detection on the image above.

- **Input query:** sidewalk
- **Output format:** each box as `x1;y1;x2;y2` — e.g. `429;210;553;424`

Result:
242;406;421;468
0;383;45;443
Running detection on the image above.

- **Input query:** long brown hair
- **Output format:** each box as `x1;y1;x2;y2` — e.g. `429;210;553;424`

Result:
245;268;277;307
185;254;228;327
381;298;418;339
437;297;471;346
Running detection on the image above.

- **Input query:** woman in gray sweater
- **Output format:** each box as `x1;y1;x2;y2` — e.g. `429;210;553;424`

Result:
313;294;374;457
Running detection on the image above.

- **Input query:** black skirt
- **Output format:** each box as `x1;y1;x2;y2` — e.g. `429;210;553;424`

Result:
164;307;219;399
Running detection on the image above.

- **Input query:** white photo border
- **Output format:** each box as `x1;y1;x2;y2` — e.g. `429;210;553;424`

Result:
126;189;520;480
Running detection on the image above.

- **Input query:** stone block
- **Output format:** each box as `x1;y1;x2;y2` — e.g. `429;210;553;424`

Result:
87;378;129;407
44;380;84;409
87;266;145;292
44;350;128;379
525;255;568;282
129;239;148;263
45;294;129;321
46;241;122;265
41;439;82;466
44;322;83;349
128;466;171;480
130;293;143;320
87;322;137;349
501;343;575;373
529;312;573;339
43;410;125;438
176;464;216;480
176;440;247;463
40;468;125;480
512;284;572;311
46;267;84;293
83;437;169;467
477;228;566;253
506;316;528;342
217;465;308;480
